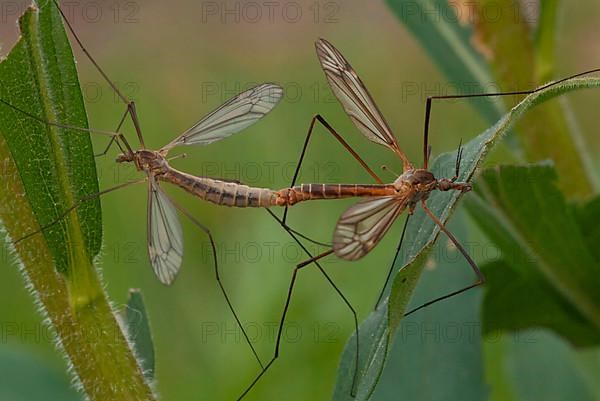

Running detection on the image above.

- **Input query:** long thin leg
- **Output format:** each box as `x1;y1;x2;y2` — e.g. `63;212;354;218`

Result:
282;114;383;224
0;99;124;140
297;248;334;268
0;90;135;157
403;201;485;317
236;210;360;400
163;196;264;369
51;0;146;149
15;178;146;244
374;214;411;310
94;106;136;157
279;113;384;248
421;68;600;168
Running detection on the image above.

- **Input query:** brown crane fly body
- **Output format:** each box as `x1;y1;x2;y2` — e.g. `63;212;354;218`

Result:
117;149;279;208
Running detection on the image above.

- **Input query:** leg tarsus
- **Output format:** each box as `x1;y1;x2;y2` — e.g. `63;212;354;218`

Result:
403;201;486;317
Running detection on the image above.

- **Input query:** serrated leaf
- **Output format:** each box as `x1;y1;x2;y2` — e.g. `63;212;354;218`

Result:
574;197;600;263
480;258;600;348
465;163;600;347
332;76;600;400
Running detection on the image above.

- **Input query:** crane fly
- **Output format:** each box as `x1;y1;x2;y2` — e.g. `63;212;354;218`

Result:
8;3;600;399
240;38;600;399
282;38;474;264
16;82;285;285
113;83;287;284
238;38;478;400
5;0;317;377
6;3;366;392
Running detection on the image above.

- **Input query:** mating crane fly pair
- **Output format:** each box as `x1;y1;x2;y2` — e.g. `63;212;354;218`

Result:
13;32;473;289
7;17;473;398
7;1;599;399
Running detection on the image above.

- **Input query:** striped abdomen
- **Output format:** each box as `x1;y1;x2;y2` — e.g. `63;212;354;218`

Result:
161;168;278;207
276;184;397;206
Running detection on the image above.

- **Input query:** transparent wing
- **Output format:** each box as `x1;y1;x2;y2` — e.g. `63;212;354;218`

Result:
161;83;283;151
333;195;408;260
148;179;183;285
315;38;412;170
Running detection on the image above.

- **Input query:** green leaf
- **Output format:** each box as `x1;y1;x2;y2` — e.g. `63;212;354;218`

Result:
480;259;600;348
488;331;600;401
0;1;102;278
464;163;600;347
573;196;600;263
385;0;505;124
331;76;600;400
372;215;488;401
0;2;154;399
0;346;79;401
126;289;156;381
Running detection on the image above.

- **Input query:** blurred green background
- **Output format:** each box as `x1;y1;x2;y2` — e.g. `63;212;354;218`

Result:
1;1;600;400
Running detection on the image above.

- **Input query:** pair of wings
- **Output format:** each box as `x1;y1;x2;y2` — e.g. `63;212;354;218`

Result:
148;83;284;284
315;38;412;260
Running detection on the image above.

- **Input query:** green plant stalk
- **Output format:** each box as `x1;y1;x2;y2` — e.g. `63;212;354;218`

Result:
474;0;594;197
0;136;154;400
0;3;154;400
535;0;559;83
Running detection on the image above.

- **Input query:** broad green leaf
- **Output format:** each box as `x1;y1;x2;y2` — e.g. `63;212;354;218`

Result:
372;214;488;401
386;0;504;124
126;289;156;381
488;331;600;401
0;1;102;275
331;77;600;400
574;196;600;264
464;163;600;346
480;259;600;348
0;2;154;399
0;346;79;401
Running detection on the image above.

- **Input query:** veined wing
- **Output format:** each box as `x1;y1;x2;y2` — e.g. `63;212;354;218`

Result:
161;83;283;152
315;38;412;171
148;178;183;285
333;195;408;260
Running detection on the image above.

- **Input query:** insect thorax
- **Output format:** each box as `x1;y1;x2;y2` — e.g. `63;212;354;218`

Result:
122;149;169;175
396;169;436;188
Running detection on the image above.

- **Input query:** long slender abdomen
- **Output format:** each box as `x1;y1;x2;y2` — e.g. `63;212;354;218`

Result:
276;184;397;205
161;168;278;207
